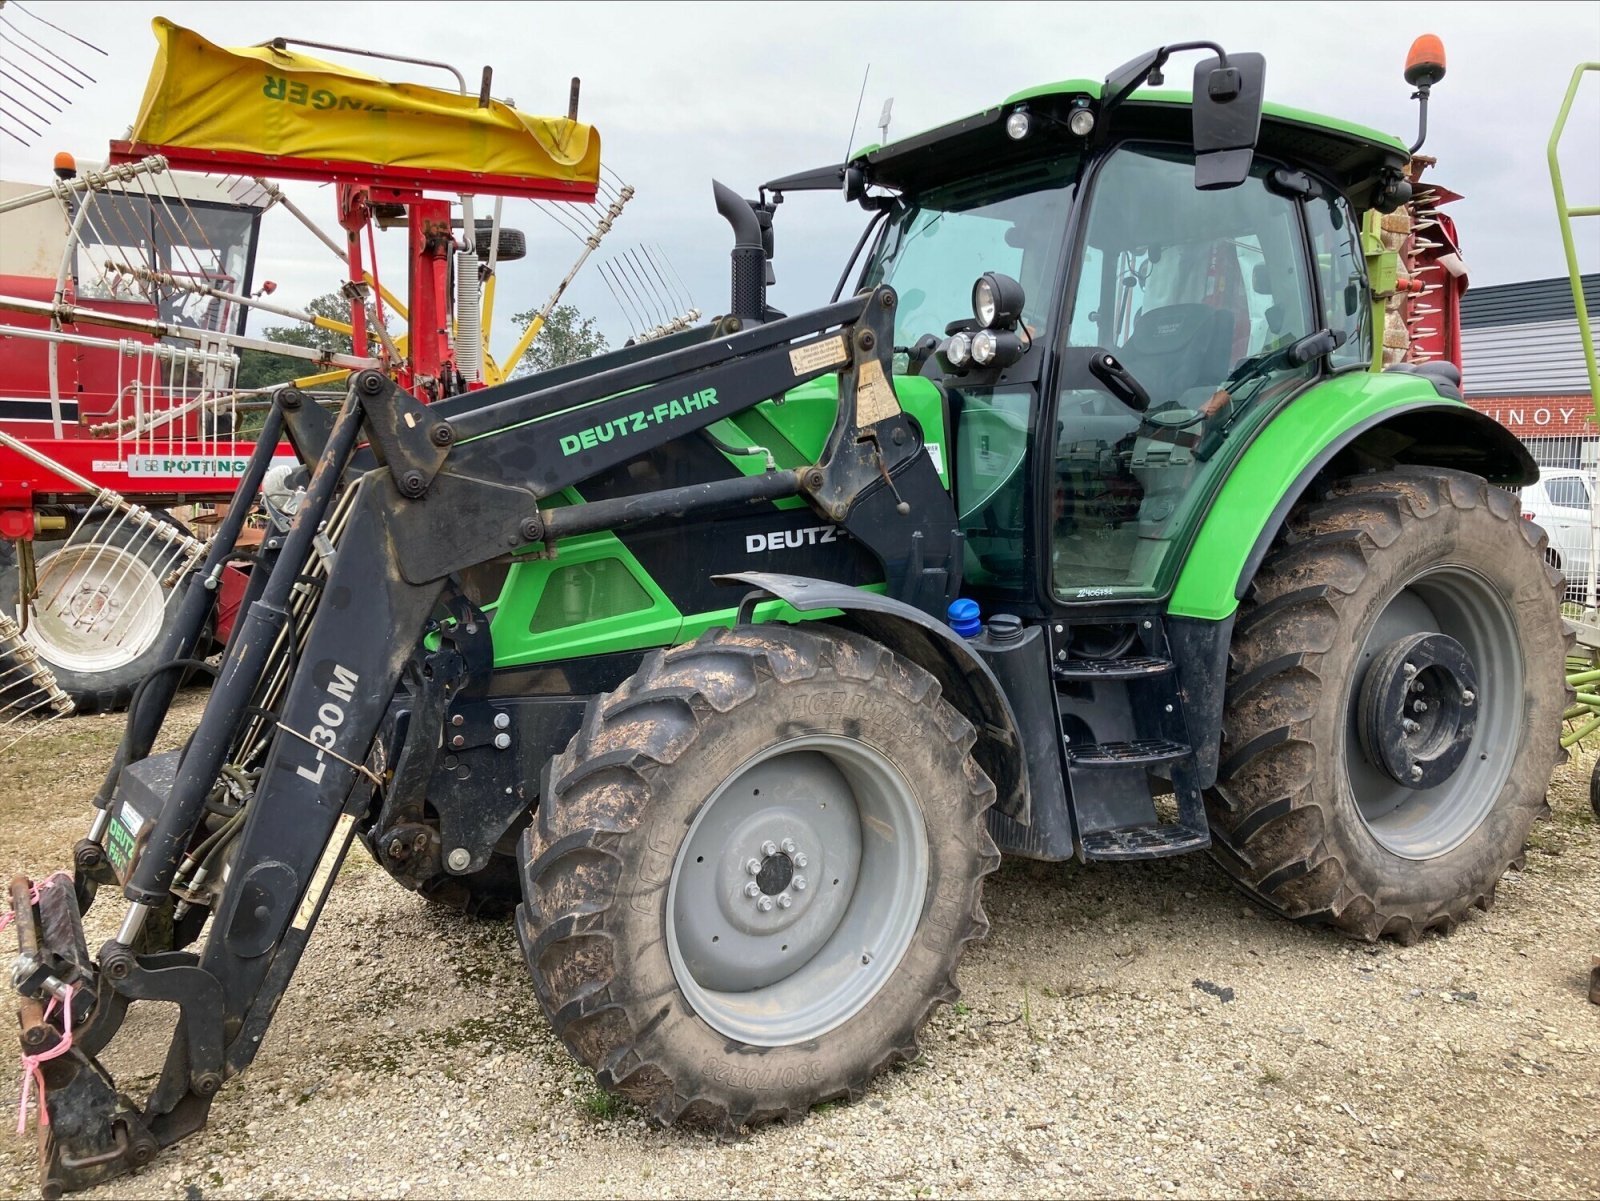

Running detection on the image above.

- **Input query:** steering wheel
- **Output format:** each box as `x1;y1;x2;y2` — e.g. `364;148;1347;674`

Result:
1138;405;1206;432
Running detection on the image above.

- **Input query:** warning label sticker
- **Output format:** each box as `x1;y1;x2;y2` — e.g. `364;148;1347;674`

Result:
789;335;848;376
854;358;901;425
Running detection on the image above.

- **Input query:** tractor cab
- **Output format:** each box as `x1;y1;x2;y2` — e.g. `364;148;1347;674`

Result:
830;54;1409;612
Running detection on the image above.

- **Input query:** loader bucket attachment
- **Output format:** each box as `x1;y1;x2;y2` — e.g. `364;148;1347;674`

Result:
9;874;159;1198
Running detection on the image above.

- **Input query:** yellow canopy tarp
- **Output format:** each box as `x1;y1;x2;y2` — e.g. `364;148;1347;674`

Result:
125;19;599;196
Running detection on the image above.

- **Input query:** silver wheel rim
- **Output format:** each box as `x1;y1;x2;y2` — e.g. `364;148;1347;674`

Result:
22;543;166;674
665;735;929;1046
1343;565;1523;860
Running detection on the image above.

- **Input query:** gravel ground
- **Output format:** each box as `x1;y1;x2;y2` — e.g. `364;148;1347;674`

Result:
1;695;1596;1200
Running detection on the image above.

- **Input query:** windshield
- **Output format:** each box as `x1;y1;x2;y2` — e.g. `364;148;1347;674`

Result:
860;155;1079;349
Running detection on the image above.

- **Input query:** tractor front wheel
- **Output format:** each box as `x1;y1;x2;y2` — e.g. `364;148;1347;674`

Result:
1208;468;1567;942
517;624;997;1129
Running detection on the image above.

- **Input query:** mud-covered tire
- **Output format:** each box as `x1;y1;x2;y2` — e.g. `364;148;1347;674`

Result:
516;623;997;1130
1207;468;1567;943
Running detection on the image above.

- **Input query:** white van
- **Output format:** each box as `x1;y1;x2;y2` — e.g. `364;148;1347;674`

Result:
1521;467;1596;602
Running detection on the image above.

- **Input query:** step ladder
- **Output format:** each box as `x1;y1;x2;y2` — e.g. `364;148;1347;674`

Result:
1052;619;1211;860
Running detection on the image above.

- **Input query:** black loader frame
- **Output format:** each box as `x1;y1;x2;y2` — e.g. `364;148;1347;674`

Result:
8;212;968;1192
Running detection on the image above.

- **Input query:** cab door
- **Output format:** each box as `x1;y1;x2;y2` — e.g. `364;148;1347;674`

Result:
1042;142;1328;606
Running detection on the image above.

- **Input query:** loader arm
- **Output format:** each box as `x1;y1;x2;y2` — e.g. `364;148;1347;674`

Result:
10;283;961;1196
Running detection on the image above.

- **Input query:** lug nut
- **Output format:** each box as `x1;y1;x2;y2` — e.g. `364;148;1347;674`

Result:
1402;662;1417;677
1412;700;1428;714
744;882;761;898
746;859;762;876
1409;765;1423;782
761;841;778;857
757;896;774;913
780;838;796;854
1402;719;1421;735
793;876;807;891
1461;690;1475;706
793;853;808;869
778;894;793;909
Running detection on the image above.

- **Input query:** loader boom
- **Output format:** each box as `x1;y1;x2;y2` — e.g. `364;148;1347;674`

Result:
13;278;959;1195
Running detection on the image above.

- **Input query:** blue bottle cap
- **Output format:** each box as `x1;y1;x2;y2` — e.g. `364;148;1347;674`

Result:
947;598;982;638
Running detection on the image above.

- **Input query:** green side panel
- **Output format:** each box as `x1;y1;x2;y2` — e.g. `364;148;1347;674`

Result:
718;374;950;488
487;526;684;666
483;376;945;669
1168;372;1459;621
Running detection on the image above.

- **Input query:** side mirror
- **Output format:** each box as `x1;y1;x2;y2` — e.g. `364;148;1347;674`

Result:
1192;52;1266;190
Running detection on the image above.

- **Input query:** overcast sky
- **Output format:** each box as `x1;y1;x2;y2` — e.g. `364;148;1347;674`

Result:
2;0;1597;351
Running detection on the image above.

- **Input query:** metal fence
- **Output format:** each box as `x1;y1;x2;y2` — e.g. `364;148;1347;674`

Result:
1517;433;1600;609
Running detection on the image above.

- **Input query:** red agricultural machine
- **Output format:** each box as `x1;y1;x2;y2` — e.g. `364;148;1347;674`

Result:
1;20;630;728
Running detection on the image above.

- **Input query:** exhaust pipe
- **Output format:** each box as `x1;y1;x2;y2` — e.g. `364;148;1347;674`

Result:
712;179;765;325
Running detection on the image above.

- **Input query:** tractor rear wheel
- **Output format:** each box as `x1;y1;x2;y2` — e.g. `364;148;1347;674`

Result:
517;624;997;1129
1207;468;1567;942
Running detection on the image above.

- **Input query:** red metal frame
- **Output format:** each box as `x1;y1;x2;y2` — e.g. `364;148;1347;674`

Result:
0;437;286;499
5;131;593;518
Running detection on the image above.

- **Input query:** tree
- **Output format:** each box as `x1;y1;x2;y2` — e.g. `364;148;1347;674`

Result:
234;292;375;392
510;304;608;377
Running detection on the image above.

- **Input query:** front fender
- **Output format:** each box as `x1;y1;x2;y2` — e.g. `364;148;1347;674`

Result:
716;571;1029;823
1169;373;1535;622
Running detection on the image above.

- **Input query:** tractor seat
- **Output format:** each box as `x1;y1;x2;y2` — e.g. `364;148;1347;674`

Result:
1117;303;1235;410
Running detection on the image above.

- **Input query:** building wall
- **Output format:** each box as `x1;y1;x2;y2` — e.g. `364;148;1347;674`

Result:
1462;320;1597;399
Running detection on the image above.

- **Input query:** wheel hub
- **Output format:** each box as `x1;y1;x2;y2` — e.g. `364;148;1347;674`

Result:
666;740;928;1046
755;848;795;896
1358;631;1478;790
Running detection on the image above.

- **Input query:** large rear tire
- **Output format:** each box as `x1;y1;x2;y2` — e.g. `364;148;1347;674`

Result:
1207;468;1567;942
517;624;997;1129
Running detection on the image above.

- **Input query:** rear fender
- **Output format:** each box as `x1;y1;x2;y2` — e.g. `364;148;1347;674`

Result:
715;571;1029;822
1171;385;1536;622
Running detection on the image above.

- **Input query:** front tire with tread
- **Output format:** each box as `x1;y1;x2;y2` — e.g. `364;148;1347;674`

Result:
516;623;997;1130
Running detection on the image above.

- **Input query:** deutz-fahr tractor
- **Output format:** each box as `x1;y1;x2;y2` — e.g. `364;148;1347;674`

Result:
10;36;1566;1196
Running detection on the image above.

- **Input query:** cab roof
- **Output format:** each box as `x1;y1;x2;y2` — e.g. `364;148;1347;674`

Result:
850;79;1410;210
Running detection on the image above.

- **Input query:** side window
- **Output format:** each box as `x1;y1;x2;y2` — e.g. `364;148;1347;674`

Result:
1547;476;1590;509
1306;188;1371;370
954;388;1033;591
1065;145;1317;411
1066;244;1104;347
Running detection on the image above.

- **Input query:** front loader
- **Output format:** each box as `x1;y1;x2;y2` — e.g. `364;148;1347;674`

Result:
9;35;1567;1196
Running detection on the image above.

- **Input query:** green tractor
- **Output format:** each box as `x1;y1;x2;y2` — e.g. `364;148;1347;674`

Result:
12;36;1566;1195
